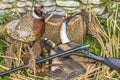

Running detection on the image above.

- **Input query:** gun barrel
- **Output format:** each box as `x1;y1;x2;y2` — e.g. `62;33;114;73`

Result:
0;45;88;76
0;64;27;76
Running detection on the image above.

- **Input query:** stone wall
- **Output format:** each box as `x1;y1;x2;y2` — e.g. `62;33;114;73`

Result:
0;0;119;16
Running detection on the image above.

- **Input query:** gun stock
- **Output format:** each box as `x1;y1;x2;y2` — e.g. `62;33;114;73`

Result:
81;51;120;71
104;58;120;71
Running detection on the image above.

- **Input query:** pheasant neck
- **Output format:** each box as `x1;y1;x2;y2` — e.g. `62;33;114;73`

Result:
32;11;42;19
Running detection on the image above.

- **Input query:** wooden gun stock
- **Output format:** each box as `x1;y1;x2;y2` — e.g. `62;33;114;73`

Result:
80;51;120;71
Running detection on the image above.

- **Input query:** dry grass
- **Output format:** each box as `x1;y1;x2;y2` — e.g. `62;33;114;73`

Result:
0;3;120;80
77;4;120;80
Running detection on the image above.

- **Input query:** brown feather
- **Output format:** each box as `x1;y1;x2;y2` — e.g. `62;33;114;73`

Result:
32;17;45;38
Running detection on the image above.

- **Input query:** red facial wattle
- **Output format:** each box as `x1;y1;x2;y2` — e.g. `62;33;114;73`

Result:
35;6;42;13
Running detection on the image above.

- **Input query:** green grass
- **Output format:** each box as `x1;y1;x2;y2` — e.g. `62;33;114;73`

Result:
0;11;13;80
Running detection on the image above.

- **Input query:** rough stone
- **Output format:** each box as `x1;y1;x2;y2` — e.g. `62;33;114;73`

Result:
63;8;81;13
36;0;45;1
41;0;56;6
49;11;66;16
11;8;26;13
0;4;12;9
26;1;32;6
0;0;110;16
20;0;27;1
92;7;105;15
3;0;16;3
56;7;63;12
0;10;9;14
63;7;77;11
17;1;26;7
56;1;80;7
44;6;56;12
101;13;110;18
118;13;120;17
81;0;102;4
25;7;32;11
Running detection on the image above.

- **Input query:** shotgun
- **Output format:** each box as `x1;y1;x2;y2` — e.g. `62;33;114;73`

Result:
45;38;120;72
0;43;120;76
0;44;88;76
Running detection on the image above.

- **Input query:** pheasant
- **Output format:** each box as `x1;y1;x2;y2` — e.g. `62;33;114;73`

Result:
2;3;47;75
3;4;45;42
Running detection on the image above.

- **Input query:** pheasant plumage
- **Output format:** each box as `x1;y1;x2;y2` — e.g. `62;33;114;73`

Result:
3;4;45;42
